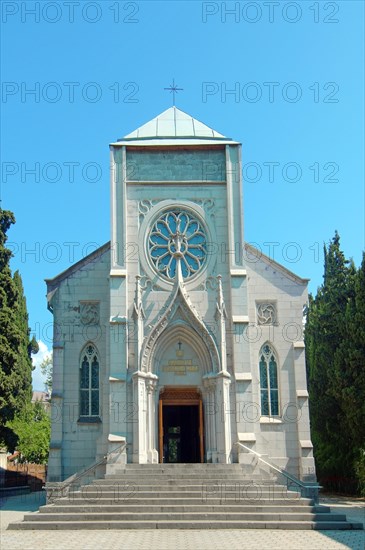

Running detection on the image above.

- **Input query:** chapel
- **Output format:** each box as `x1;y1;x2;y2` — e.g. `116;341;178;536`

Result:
46;107;316;483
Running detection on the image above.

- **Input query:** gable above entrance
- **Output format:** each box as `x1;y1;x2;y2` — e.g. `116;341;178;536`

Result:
139;257;221;375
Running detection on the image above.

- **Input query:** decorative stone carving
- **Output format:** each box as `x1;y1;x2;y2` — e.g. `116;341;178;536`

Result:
146;379;157;394
138;275;152;290
195;198;215;215
133;276;146;371
205;276;218;291
138;199;152;216
257;302;277;325
215;275;228;373
80;302;100;325
138;199;160;221
203;198;215;213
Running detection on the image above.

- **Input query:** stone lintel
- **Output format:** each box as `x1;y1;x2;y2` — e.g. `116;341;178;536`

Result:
108;434;126;443
235;373;252;381
238;433;256;442
232;315;249;323
109;375;126;382
110;269;127;277
293;341;305;349
260;417;283;424
300;440;313;448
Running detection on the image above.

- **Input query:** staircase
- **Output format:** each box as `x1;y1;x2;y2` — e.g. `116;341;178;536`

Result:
8;464;363;530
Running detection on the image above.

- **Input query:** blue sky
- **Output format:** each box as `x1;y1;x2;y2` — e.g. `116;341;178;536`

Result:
1;1;364;389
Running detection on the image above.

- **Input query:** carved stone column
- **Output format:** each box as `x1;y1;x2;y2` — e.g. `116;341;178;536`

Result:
146;376;159;463
131;371;148;463
215;371;232;463
203;376;218;463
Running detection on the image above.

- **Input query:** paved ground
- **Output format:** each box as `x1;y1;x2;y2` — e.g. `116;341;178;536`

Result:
0;491;364;550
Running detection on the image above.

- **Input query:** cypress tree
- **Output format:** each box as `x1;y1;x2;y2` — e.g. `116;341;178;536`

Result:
305;232;355;492
0;209;36;449
333;254;365;494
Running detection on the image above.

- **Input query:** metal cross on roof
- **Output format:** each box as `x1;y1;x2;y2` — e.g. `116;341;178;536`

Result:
164;79;183;106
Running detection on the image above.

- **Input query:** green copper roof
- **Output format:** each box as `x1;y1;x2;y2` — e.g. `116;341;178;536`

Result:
120;107;229;141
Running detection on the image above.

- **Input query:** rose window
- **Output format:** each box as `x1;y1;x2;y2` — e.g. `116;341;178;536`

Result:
148;210;207;279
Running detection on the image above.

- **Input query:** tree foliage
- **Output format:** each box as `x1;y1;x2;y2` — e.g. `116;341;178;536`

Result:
305;232;365;495
40;353;53;393
7;401;50;464
0;209;37;449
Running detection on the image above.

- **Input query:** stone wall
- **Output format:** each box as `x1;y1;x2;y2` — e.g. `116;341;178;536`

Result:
48;247;111;480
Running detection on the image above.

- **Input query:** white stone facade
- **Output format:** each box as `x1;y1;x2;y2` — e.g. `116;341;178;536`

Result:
46;108;315;482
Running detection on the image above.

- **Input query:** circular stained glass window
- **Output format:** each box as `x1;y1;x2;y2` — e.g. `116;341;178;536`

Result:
148;210;207;280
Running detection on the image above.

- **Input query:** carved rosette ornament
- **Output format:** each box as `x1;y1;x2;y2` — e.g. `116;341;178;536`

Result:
257;302;277;325
80;303;100;325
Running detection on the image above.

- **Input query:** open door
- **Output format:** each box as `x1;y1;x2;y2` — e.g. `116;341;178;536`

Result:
159;387;204;463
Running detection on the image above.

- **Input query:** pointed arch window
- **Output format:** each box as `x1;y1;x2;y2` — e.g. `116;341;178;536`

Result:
79;344;100;418
259;343;279;416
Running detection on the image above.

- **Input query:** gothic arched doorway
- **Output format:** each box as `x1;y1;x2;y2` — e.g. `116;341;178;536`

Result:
158;387;204;463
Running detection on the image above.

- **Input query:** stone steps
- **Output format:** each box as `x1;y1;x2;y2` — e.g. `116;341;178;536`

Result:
49;498;313;506
104;471;266;483
64;493;303;502
89;487;296;494
107;466;242;469
39;504;331;513
7;464;364;530
23;512;348;522
9;520;363;530
47;494;314;506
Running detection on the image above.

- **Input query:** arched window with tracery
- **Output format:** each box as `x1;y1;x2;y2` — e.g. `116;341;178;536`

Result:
79;344;100;418
259;343;279;416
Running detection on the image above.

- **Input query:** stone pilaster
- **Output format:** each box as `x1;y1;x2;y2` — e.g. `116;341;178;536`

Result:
203;376;218;463
131;371;148;463
146;376;159;463
215;371;232;463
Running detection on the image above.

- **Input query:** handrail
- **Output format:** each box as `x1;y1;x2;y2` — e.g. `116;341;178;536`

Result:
235;442;320;500
54;441;127;492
